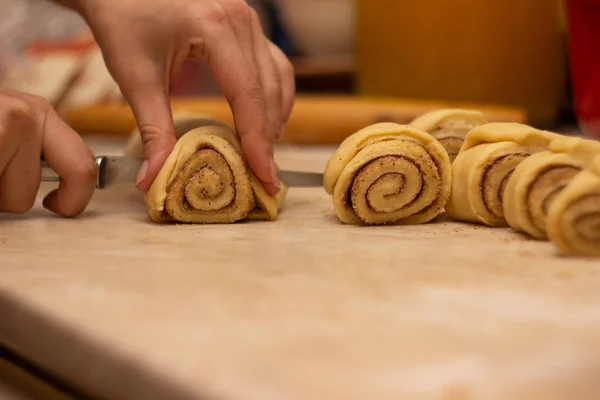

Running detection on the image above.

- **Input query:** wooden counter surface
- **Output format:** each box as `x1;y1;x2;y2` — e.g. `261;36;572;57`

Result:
1;136;600;400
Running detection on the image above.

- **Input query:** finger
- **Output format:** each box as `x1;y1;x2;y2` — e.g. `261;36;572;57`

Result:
0;94;41;213
0;137;41;214
41;107;97;217
111;57;176;192
92;18;177;193
217;0;256;69
268;41;295;139
248;8;283;142
0;91;34;175
0;128;20;186
194;4;280;195
216;0;276;141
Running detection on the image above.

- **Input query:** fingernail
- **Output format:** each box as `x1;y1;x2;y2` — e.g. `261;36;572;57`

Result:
136;159;148;187
269;158;281;190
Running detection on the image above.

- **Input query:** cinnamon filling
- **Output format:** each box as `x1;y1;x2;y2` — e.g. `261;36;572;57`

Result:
435;136;464;162
163;146;255;223
526;166;581;233
481;152;530;220
343;142;445;224
570;195;600;242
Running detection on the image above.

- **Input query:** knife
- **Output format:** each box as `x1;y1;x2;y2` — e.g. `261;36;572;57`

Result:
41;156;324;189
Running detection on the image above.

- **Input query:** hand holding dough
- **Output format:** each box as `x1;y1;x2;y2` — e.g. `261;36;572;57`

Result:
445;122;557;227
546;154;600;257
409;109;488;162
323;123;452;225
503;136;600;239
131;120;287;224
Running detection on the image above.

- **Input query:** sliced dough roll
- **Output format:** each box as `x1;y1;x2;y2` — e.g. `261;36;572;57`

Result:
143;123;287;224
503;136;600;239
323;122;452;225
446;122;557;227
547;155;600;257
409;109;488;162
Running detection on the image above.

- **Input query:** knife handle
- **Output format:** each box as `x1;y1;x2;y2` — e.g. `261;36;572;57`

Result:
41;156;107;189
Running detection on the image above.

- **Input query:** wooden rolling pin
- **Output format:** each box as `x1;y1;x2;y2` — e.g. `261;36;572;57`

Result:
64;95;527;144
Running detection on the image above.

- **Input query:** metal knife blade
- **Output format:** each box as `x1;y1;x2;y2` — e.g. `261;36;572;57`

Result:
99;156;145;188
41;156;324;189
41;156;143;189
276;169;323;188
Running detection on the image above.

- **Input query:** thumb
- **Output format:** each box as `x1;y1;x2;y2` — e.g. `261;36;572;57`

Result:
111;58;177;192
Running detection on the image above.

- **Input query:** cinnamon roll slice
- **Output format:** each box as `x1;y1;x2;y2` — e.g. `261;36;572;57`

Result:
503;136;600;239
547;155;600;257
142;124;287;224
409;109;488;162
323;123;452;225
445;122;557;227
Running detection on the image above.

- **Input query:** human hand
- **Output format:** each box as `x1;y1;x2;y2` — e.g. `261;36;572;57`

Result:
68;0;295;196
0;90;97;217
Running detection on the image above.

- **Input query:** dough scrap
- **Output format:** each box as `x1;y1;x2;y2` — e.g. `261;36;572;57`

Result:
445;122;557;227
409;108;488;162
323;122;452;225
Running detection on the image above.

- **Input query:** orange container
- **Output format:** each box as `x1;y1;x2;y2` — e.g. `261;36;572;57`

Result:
355;0;567;127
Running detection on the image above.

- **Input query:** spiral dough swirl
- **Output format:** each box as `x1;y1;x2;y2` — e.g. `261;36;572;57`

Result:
144;126;286;224
324;123;452;225
163;145;256;223
546;167;600;257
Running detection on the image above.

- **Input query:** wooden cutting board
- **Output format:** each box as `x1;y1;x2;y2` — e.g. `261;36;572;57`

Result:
1;138;599;400
63;95;527;144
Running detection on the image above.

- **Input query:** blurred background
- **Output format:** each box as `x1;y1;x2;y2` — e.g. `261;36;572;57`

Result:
0;0;598;141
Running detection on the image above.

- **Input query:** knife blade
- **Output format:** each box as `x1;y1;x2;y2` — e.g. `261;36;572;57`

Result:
276;168;323;188
41;156;324;189
41;156;142;189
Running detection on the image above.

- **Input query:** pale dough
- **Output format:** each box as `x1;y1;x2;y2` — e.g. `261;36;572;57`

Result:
139;120;287;224
546;154;600;257
323;122;452;225
409;108;488;162
503;136;600;239
445;122;557;227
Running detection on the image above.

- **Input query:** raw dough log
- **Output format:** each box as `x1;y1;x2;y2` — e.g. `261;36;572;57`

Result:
140;123;287;224
409;108;488;162
323;122;452;225
503;136;600;239
446;122;557;227
546;155;600;257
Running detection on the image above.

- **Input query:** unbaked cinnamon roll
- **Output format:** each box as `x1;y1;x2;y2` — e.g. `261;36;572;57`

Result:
445;122;557;227
503;136;600;239
409;108;488;162
546;155;600;257
323;123;452;225
140;123;287;223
